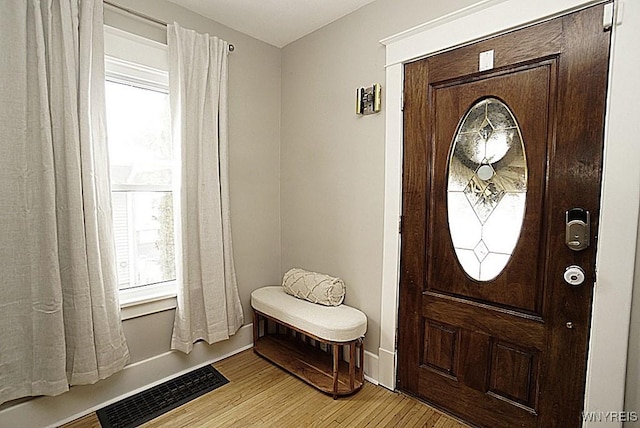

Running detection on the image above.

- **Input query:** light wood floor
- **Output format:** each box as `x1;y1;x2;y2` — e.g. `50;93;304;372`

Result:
63;349;467;427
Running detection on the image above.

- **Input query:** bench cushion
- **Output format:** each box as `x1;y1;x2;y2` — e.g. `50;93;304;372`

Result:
251;286;367;342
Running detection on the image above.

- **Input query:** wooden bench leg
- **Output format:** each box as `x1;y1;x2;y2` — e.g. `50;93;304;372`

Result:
253;310;259;345
332;344;339;399
349;341;356;390
359;338;365;382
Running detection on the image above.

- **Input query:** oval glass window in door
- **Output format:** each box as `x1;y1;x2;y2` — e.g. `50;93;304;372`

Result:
447;97;527;281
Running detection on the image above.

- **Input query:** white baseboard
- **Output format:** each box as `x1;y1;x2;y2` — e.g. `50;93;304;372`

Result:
0;324;254;428
378;347;396;390
0;324;385;428
364;350;380;385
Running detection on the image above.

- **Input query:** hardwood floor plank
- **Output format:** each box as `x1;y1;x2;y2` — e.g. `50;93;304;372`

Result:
375;398;422;427
61;414;101;428
364;395;414;427
62;350;468;428
335;387;396;426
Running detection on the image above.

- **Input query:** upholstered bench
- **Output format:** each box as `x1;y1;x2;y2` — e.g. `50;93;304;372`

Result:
251;286;367;398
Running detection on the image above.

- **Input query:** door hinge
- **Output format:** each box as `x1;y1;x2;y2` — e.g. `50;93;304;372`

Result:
399;215;403;234
401;89;405;111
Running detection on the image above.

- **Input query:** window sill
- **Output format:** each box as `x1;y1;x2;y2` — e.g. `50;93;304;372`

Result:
119;281;177;321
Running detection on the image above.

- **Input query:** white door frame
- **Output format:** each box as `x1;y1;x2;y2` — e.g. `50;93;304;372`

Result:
378;0;639;424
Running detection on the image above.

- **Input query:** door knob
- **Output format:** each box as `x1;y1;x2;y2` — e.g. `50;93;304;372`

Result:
564;265;586;286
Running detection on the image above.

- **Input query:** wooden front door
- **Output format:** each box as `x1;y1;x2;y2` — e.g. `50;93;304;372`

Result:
397;4;611;427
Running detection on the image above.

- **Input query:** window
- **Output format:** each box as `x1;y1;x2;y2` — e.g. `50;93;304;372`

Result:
105;79;174;291
104;26;177;311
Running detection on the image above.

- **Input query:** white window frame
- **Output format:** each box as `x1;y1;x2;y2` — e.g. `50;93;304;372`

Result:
105;25;177;319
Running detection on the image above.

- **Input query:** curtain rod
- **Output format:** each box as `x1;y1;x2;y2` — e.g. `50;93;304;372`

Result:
103;1;235;52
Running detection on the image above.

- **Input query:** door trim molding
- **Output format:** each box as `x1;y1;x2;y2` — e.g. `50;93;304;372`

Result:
379;0;639;423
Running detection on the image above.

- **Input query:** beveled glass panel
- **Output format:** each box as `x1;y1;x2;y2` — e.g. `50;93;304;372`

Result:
447;97;527;281
449;155;476;191
448;193;482;250
480;254;512;281
459;105;487;135
487;101;517;130
483;193;527;254
456;249;481;280
454;132;485;166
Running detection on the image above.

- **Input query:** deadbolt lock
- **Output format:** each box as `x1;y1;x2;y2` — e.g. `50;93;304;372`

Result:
565;208;590;251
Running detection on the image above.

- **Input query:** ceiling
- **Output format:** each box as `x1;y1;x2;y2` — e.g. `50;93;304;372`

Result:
166;0;378;48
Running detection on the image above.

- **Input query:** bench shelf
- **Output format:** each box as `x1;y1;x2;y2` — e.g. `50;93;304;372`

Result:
253;310;364;398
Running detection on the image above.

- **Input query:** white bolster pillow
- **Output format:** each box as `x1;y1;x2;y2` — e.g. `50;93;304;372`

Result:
282;268;346;306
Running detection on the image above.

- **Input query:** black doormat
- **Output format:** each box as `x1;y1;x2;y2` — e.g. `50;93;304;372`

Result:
96;365;229;428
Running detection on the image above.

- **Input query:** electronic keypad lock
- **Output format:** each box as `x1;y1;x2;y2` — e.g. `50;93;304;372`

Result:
565;208;590;251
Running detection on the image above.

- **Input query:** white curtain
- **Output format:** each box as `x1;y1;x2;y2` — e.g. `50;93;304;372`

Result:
168;23;244;353
0;0;129;405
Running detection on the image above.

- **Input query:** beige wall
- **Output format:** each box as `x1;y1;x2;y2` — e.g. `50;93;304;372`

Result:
105;0;282;356
280;0;478;353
